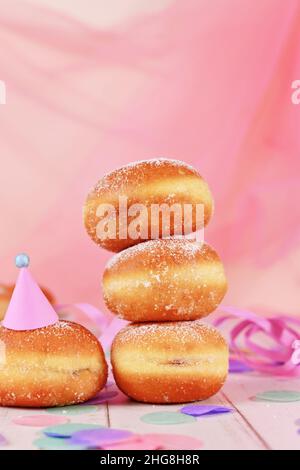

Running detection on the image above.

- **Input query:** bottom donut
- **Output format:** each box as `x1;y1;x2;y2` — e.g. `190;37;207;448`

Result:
111;321;228;404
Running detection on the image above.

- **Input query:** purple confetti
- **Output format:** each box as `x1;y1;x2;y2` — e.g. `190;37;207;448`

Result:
70;428;133;448
180;405;233;417
229;359;253;373
0;433;8;446
106;381;116;388
85;391;119;405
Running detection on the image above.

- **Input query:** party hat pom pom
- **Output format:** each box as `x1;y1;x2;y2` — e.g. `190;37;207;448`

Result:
15;253;30;268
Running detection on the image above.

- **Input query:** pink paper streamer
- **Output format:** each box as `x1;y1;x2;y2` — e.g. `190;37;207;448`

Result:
215;307;300;376
55;303;112;331
55;303;126;350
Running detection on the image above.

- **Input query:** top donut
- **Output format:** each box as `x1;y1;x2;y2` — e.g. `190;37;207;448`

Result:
84;158;214;252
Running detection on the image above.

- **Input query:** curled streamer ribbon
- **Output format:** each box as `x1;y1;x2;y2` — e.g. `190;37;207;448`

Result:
214;306;300;376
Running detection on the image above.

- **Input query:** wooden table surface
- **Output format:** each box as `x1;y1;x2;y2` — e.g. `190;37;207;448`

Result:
0;371;299;450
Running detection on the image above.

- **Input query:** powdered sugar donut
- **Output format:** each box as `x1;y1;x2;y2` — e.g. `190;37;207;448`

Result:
0;321;108;407
84;158;213;252
111;321;228;404
103;239;227;322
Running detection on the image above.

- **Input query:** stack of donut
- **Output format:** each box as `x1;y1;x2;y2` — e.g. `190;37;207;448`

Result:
84;158;228;404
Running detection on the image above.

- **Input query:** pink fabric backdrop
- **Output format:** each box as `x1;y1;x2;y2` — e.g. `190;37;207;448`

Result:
0;0;299;314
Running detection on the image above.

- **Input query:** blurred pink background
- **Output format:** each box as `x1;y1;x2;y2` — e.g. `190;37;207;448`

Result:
0;0;300;315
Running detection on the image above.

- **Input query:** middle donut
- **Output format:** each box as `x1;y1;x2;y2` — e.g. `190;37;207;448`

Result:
103;239;227;322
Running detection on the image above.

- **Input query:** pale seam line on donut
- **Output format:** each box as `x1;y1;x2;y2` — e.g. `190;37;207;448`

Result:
0;367;98;383
0;353;102;371
103;262;226;292
0;365;102;394
0;364;99;374
112;350;228;377
121;176;212;203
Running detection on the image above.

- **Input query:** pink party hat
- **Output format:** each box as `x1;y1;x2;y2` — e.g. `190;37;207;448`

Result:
2;254;58;330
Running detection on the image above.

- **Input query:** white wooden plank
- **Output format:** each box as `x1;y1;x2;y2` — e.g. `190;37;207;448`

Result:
107;379;266;450
223;373;300;450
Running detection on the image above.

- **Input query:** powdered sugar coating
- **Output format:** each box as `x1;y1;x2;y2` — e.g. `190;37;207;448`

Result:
0;320;101;354
92;158;200;194
114;320;224;348
105;239;212;271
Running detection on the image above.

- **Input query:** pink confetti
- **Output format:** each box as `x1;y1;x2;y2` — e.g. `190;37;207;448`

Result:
143;433;203;450
103;435;159;450
13;415;69;427
100;433;203;450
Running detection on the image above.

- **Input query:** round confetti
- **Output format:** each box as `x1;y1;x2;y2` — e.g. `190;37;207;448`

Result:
102;433;201;450
13;415;69;427
103;435;158;451
0;433;8;446
141;412;196;425
46;405;98;415
70;428;133;447
33;437;87;450
85;391;119;405
254;390;300;402
44;423;103;438
144;433;203;450
180;405;233;417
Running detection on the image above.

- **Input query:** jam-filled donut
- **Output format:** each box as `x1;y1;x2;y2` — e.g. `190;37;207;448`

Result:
0;321;108;407
111;321;228;404
84;158;213;252
103;239;227;322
